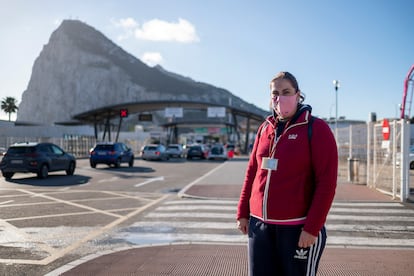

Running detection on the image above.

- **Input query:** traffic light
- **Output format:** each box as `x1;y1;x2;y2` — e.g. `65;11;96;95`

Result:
120;109;128;118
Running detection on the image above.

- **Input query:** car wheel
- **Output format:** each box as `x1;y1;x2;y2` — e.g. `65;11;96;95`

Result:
90;161;96;168
129;157;134;167
115;158;121;168
3;172;14;179
410;161;414;170
37;164;48;179
66;161;75;175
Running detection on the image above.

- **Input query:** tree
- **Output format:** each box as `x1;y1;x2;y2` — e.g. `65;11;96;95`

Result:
1;97;18;121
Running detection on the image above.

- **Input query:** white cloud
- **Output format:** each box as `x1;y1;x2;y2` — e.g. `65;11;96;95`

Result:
111;17;139;40
117;17;138;29
135;18;199;43
141;52;163;66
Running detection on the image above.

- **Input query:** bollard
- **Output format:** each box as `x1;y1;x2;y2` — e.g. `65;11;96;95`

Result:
347;158;360;183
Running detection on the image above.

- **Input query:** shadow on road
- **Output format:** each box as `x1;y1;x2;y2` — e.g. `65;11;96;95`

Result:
6;174;91;186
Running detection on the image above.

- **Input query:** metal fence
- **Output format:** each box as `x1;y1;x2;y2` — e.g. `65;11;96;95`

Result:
0;136;97;158
0;135;151;159
336;120;411;202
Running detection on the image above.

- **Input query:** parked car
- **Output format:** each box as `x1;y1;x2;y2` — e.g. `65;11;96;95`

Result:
165;144;184;158
0;142;76;179
186;144;208;160
0;147;6;156
141;144;169;161
89;142;134;168
208;144;228;161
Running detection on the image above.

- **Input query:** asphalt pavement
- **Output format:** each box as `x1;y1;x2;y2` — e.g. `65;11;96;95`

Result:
45;157;414;276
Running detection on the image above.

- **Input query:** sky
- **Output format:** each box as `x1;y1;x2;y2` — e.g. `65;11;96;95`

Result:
1;0;413;122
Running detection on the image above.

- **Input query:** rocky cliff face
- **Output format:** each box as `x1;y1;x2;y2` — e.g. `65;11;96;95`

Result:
17;20;267;125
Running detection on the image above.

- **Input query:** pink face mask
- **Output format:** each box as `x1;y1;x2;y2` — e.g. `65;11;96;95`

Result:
272;94;298;119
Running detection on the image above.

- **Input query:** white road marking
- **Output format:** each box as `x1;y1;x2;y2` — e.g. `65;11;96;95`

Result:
149;212;234;219
326;223;414;232
327;214;414;221
178;162;227;196
134;176;164;187
327;236;414;247
156;205;236;211
115;232;247;244
332;202;403;207
165;199;238;205
98;176;119;183
129;221;236;230
330;207;414;214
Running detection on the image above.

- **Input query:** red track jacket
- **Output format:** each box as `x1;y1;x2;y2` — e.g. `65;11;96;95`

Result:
237;105;338;236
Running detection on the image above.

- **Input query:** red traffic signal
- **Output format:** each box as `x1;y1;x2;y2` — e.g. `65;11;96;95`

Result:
120;109;128;118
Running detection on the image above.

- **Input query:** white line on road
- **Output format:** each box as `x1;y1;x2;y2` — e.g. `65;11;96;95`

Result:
129;221;237;230
326;223;414;232
134;176;164;187
156;205;236;211
327;214;414;221
148;212;234;219
330;207;414;214
178;162;227;196
98;176;119;183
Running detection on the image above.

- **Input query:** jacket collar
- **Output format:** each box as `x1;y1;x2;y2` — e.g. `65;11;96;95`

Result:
266;104;312;129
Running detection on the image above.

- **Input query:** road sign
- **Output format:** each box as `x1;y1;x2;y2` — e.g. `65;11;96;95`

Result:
382;119;390;140
165;107;183;118
138;114;152;121
207;107;226;117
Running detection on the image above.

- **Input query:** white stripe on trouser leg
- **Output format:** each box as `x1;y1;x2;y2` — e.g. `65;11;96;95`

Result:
306;230;323;276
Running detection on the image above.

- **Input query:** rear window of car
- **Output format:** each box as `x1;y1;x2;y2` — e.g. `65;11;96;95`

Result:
7;146;36;154
144;146;158;151
211;147;223;154
168;146;179;150
94;145;114;151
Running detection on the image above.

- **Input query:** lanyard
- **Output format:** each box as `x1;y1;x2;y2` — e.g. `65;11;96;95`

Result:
268;121;287;157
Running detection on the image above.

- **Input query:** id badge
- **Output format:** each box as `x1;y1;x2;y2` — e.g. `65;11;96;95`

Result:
261;157;278;170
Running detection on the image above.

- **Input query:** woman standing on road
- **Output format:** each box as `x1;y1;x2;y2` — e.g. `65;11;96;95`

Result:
237;71;338;275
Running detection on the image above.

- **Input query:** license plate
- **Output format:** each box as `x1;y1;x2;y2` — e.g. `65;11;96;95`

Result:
11;160;23;164
98;152;107;155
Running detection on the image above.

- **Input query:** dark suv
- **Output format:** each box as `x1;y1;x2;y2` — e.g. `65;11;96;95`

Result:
0;142;76;179
89;142;134;168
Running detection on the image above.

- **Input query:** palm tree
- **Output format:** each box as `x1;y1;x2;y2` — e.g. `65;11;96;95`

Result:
1;97;18;121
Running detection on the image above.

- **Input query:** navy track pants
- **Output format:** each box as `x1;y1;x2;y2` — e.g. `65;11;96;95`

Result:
248;216;326;276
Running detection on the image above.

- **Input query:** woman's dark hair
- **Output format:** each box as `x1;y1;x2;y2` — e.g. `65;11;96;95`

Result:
270;71;299;91
270;71;305;103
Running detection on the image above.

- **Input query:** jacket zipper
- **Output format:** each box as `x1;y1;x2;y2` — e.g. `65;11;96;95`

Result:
262;111;310;221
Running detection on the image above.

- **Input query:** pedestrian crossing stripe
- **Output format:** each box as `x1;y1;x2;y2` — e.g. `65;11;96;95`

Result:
111;199;414;249
157;205;236;211
332;202;403;207
327;214;414;221
330;207;414;214
327;224;414;232
112;231;414;248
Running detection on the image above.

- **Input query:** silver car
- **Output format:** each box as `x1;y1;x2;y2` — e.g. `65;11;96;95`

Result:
141;144;169;161
165;144;184;158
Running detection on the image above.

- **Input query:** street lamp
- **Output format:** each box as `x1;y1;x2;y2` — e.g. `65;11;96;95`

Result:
333;80;340;142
